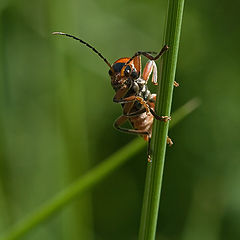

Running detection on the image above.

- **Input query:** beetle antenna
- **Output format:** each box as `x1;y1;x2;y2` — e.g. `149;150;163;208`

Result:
52;32;112;68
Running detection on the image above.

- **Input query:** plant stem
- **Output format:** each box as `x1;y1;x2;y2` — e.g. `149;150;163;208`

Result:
138;0;185;239
0;98;197;240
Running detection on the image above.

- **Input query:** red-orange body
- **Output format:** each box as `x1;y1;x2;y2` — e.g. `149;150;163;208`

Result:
109;56;159;142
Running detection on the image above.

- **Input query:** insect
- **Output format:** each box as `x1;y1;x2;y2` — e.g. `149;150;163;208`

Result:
53;32;177;162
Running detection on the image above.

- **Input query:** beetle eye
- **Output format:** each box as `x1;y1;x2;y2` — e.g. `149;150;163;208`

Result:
108;69;113;76
131;70;138;79
124;65;131;77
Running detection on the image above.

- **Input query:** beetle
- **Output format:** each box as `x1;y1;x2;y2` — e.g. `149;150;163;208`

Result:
53;32;177;162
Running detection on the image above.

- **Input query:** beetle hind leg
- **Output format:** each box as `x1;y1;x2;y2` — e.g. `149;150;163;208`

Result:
147;137;152;162
174;81;179;87
147;136;173;163
167;136;173;146
113;115;149;136
114;95;171;121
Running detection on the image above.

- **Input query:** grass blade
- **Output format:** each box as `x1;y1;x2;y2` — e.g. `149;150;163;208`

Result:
138;0;185;239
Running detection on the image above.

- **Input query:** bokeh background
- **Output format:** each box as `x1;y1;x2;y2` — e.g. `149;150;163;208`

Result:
0;0;240;239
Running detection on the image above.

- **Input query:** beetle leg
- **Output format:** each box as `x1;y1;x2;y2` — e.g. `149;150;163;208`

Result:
126;45;169;66
133;55;141;77
114;115;153;162
143;60;178;87
122;101;135;116
149;108;171;122
167;136;173;146
113;87;145;116
124;108;146;117
147;136;173;162
114;115;149;136
115;95;171;122
142;60;153;83
114;115;172;162
140;44;169;61
147;137;152;162
112;85;129;102
142;60;158;85
114;95;150;114
174;81;179;87
148;94;171;121
151;94;173;144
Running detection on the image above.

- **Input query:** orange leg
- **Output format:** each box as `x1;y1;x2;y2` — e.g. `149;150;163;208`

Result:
113;85;129;102
132;55;141;75
113;115;149;136
174;81;179;87
124;107;146;117
167;136;173;146
114;115;172;162
113;115;152;162
114;95;171;122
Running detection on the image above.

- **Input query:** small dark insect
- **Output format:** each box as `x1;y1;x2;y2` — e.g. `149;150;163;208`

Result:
53;32;178;162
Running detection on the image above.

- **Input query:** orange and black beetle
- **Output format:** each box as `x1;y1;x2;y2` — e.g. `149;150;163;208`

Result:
53;32;177;161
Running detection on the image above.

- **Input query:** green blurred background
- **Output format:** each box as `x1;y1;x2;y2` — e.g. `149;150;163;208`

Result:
0;0;240;239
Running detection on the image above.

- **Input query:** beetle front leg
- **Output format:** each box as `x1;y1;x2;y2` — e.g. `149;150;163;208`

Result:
142;60;158;85
127;45;169;64
142;60;179;87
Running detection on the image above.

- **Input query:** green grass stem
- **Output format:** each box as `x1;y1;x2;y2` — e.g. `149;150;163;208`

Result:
138;0;185;239
0;97;197;240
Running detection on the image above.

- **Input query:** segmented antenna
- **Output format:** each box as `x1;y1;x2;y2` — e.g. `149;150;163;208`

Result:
52;32;112;68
